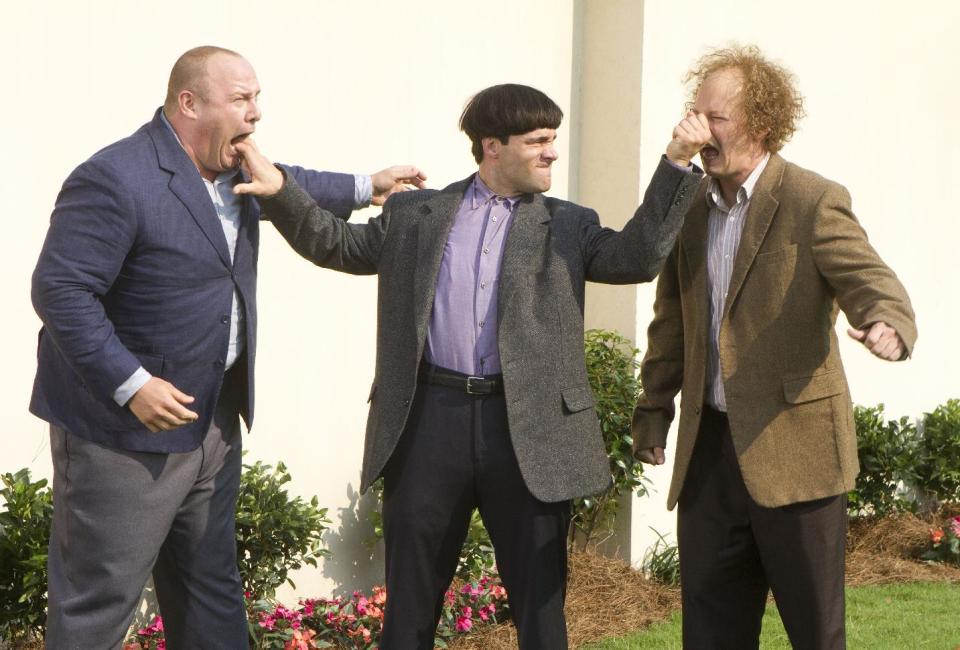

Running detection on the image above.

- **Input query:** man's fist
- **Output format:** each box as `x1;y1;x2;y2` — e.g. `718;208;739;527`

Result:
636;447;666;465
666;111;711;168
847;321;906;361
128;377;199;432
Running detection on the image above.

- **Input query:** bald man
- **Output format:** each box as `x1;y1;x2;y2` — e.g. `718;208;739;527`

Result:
30;45;423;648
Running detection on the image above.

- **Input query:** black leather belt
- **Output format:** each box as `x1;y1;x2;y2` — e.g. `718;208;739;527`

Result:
418;363;503;396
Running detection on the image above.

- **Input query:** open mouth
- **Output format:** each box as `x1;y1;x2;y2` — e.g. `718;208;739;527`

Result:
700;145;720;161
231;132;253;146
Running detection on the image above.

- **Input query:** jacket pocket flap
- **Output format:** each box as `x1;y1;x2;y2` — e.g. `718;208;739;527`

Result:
783;371;844;404
562;386;596;413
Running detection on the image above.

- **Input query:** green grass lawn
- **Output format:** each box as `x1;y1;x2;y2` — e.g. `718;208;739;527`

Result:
583;582;960;649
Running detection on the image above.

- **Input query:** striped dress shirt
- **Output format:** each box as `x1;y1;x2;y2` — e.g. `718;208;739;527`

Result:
705;153;770;411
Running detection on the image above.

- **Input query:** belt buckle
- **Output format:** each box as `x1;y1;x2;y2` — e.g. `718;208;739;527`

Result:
465;376;485;395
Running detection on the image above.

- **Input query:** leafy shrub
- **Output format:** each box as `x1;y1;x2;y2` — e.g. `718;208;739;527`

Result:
0;469;53;644
236;459;331;599
848;404;919;517
641;528;680;586
570;329;648;551
915;399;960;506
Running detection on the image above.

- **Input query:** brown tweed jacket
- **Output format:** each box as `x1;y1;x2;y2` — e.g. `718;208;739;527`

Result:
632;153;917;509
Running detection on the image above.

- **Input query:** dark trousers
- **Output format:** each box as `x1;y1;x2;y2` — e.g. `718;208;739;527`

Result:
678;406;846;650
379;377;571;650
45;371;247;650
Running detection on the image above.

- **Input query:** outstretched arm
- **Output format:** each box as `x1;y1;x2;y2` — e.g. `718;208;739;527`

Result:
582;112;709;283
235;139;387;274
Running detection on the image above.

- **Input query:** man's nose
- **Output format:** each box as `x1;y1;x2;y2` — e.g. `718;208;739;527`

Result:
543;145;559;162
248;99;262;123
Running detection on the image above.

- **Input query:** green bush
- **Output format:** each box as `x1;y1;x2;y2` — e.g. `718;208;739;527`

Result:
235;459;331;599
848;404;919;517
0;469;53;644
570;329;648;551
916;399;960;506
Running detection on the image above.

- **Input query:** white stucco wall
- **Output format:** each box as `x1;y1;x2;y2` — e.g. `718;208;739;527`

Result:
631;0;960;563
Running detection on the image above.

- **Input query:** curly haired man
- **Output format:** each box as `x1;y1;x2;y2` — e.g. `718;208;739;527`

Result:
632;45;916;649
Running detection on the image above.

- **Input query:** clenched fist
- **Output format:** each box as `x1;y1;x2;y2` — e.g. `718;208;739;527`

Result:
666;111;711;168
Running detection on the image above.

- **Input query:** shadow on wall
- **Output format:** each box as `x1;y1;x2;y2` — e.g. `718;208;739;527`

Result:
321;483;385;597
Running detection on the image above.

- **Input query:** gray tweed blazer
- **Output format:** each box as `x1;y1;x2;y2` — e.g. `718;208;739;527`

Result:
260;158;701;502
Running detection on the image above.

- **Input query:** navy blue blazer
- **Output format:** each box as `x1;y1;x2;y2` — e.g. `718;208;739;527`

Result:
30;109;356;453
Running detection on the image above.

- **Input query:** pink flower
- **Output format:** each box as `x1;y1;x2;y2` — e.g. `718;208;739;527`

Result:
951;516;960;538
137;615;164;636
455;607;473;632
479;603;496;621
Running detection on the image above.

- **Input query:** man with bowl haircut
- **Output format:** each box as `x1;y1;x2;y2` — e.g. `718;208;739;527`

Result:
632;45;917;648
31;45;422;648
234;83;709;648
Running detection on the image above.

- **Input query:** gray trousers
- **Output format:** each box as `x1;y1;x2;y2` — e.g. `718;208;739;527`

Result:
45;375;247;650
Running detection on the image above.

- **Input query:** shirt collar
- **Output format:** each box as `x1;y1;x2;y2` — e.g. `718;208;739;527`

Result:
706;152;771;211
159;110;240;185
470;174;520;210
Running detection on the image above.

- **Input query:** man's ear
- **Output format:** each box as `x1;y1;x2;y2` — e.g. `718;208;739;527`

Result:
482;137;500;160
178;90;199;119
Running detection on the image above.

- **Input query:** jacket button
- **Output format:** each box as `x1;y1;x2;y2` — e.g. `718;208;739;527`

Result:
221;315;230;324
694;406;701;415
402;399;410;407
214;359;225;367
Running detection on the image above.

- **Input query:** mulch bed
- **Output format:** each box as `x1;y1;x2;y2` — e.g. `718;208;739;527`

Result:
451;509;960;650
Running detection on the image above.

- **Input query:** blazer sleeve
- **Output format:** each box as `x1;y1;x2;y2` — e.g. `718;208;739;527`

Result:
580;157;702;283
631;241;684;451
258;172;386;275
811;183;917;356
31;159;145;400
281;164;357;220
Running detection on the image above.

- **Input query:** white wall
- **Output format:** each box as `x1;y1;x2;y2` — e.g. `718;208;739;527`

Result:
0;0;574;600
631;0;960;563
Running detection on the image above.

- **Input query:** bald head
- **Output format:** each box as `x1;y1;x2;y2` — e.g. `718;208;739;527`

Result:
164;46;243;114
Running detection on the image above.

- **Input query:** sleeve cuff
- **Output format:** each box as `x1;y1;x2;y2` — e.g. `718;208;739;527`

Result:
113;367;152;406
355;174;372;208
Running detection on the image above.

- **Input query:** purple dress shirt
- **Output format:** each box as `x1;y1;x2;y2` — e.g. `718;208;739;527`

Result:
423;175;519;376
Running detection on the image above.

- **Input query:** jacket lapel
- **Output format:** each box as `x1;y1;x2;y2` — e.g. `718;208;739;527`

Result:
498;192;551;313
413;178;471;344
722;154;784;319
681;181;710;284
147;109;233;268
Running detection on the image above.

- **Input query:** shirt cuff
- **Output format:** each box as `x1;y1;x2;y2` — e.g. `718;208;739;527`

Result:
354;174;372;208
663;154;694;173
113;367;152;407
